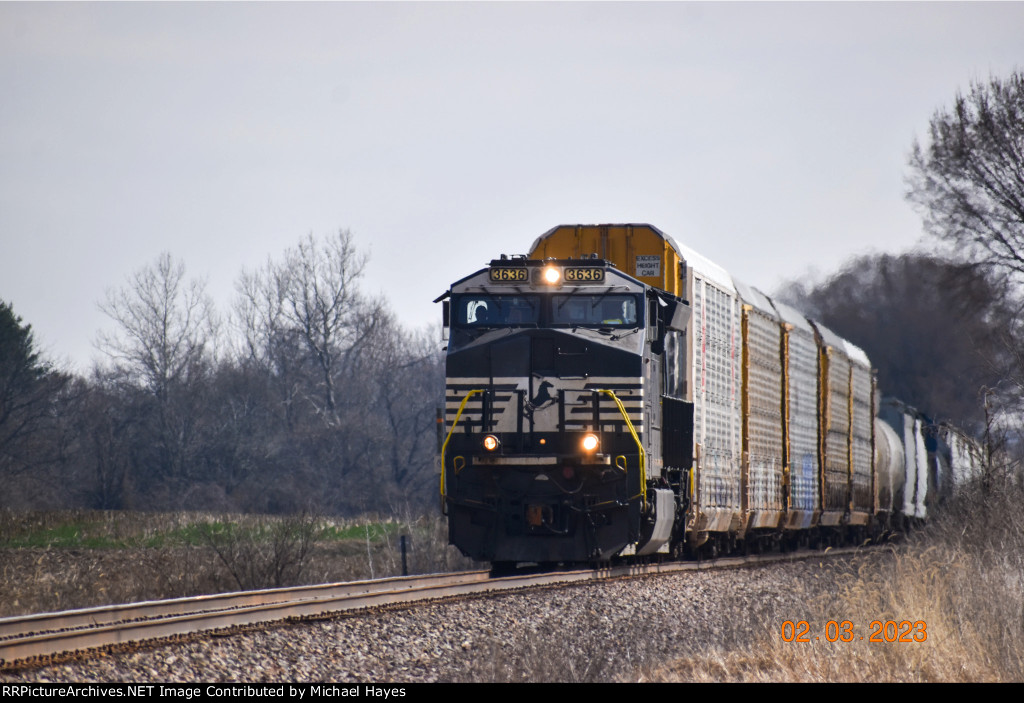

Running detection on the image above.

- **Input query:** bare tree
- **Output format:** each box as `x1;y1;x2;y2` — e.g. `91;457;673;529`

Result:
70;371;136;509
97;253;216;493
234;258;305;431
235;262;287;368
98;252;215;399
375;326;444;494
907;71;1024;278
279;230;386;426
228;230;401;511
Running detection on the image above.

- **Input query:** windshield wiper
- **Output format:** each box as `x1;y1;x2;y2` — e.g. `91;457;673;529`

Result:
610;327;640;341
569;325;615;338
556;287;583;313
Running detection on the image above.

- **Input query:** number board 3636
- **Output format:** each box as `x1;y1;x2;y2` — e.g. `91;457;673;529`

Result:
565;268;605;282
489;268;528;282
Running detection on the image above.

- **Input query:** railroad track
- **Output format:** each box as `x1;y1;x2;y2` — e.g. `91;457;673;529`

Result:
0;546;861;670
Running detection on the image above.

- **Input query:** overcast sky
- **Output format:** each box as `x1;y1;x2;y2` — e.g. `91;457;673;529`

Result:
2;1;1022;371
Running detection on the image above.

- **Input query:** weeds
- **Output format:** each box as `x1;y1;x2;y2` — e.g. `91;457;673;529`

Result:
0;509;473;617
197;512;324;590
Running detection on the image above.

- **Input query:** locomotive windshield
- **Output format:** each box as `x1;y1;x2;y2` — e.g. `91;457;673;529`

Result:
454;295;541;326
550;294;638;328
452;293;640;329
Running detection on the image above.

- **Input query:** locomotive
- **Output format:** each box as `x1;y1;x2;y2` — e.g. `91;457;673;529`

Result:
437;224;982;567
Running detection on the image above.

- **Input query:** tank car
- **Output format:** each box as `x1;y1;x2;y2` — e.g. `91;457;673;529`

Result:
877;398;984;525
437;223;982;567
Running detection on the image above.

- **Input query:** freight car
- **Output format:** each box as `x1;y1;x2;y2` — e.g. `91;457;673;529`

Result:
436;223;982;567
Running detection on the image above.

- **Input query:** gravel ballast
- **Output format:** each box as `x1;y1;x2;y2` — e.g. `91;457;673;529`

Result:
2;560;826;683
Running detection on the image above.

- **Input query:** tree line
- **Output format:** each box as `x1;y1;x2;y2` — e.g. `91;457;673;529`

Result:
3;69;1023;513
1;230;443;514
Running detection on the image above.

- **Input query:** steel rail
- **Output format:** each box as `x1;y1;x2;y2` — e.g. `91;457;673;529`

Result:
0;546;864;669
0;570;489;666
0;571;492;640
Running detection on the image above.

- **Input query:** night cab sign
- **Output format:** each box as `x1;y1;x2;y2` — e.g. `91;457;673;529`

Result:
488;266;606;284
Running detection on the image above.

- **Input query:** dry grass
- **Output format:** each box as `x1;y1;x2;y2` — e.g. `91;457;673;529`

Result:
644;479;1024;683
0;509;474;617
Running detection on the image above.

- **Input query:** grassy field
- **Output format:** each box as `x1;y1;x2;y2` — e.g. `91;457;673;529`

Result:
0;509;475;617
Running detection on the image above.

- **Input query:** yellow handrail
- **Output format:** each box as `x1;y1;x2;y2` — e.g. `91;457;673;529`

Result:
440;389;485;512
597;389;647;510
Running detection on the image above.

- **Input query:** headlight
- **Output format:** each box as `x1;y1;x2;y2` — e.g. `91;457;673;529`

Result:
581;433;599;452
482;435;500;452
543;266;561;285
